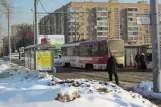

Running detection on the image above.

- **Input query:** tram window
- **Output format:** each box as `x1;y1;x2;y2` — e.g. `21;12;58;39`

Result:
67;47;73;56
86;44;98;56
61;47;67;56
80;46;84;56
92;44;98;56
73;47;76;56
73;46;79;56
88;45;93;56
98;44;107;56
84;45;88;56
75;46;79;56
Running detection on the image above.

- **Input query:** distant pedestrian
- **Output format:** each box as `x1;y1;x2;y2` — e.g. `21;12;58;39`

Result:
140;53;146;71
107;52;119;85
135;52;140;69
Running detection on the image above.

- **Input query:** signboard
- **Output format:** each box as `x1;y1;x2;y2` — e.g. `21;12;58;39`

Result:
36;50;54;71
38;35;64;49
137;15;150;25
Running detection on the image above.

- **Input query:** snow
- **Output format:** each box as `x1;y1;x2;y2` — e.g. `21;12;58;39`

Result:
59;87;77;96
134;82;161;100
146;62;153;69
0;61;157;107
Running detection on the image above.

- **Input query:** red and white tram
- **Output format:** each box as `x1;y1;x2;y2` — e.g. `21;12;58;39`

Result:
61;39;124;70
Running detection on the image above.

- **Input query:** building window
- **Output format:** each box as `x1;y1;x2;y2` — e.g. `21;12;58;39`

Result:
144;9;149;14
81;33;84;36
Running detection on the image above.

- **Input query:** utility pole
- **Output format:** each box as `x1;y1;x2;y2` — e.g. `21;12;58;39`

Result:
150;0;161;92
7;6;11;62
31;9;35;45
34;0;38;44
108;11;111;39
74;11;77;42
34;0;38;70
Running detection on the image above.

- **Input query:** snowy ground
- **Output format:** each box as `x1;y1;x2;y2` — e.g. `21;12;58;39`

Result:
0;61;157;107
134;82;161;100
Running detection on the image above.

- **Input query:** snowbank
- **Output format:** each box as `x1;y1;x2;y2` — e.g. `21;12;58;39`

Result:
134;82;161;100
0;61;157;107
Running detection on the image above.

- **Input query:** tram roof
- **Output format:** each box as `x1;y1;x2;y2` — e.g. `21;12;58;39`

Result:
62;42;80;47
62;39;123;47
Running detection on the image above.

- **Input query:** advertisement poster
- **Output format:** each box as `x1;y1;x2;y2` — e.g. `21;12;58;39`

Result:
137;15;150;25
36;50;53;71
38;35;64;49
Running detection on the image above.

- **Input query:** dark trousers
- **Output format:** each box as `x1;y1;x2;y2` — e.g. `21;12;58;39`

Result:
140;61;146;71
109;73;119;85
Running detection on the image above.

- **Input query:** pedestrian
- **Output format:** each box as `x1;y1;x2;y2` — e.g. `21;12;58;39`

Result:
107;52;119;85
135;52;140;69
140;53;146;71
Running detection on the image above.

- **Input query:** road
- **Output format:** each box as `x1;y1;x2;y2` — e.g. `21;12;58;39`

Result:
55;67;152;88
11;58;152;88
11;59;161;106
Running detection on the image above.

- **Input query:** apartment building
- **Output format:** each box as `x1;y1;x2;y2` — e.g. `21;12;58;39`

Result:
39;1;161;45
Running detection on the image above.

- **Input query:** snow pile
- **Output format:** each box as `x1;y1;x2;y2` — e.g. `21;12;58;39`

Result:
46;78;156;107
55;87;80;102
0;64;10;72
0;62;50;80
59;87;77;96
0;61;157;107
134;82;161;100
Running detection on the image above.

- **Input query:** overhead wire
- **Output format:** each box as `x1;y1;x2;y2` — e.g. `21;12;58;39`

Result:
49;0;64;6
39;0;48;14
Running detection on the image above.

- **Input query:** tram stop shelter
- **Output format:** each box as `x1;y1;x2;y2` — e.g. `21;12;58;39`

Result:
24;43;56;73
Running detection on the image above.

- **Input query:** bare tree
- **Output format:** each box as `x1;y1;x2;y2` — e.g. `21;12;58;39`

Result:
0;0;12;16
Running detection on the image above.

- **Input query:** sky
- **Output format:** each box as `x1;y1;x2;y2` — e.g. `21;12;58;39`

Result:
0;0;161;36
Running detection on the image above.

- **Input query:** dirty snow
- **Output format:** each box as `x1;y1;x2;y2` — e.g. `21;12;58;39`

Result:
0;61;157;107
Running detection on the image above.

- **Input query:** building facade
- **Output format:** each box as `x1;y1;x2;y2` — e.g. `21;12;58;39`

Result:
39;1;161;45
